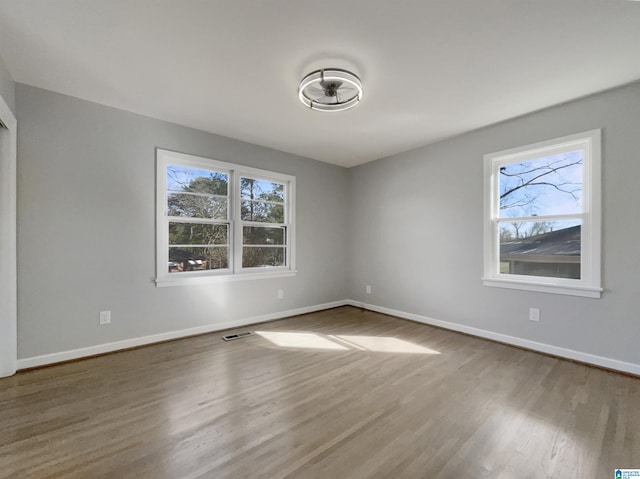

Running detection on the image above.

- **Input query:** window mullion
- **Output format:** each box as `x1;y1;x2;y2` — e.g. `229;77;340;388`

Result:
495;213;586;224
241;221;288;228
232;170;243;273
167;216;229;225
166;190;228;200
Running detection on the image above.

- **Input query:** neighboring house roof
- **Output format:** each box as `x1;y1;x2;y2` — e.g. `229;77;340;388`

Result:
501;225;581;261
169;248;199;262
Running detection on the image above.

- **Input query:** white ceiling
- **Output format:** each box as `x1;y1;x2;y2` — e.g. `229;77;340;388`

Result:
0;1;639;168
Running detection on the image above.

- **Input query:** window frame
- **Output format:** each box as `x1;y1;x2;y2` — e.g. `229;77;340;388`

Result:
482;130;602;298
155;149;296;286
236;173;290;274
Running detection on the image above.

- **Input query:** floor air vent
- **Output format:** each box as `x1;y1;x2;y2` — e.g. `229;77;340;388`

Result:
221;331;252;341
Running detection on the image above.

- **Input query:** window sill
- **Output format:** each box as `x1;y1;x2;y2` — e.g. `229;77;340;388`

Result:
482;277;602;298
156;270;297;287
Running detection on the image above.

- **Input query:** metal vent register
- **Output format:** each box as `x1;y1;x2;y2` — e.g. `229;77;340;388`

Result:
221;331;252;341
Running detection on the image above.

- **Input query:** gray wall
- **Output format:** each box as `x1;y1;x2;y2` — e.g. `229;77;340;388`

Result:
16;84;350;359
349;82;640;366
0;54;14;115
15;80;640;367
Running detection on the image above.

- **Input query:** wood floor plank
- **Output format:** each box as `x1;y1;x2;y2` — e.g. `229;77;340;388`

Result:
0;306;638;478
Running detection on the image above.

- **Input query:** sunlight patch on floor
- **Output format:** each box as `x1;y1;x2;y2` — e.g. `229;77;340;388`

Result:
254;331;348;350
255;331;440;354
335;335;440;354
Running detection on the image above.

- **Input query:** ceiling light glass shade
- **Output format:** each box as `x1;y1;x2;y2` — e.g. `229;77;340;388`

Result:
298;68;363;112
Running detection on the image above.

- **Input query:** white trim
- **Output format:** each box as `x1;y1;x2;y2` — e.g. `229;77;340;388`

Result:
345;300;640;376
482;277;602;298
155;269;297;287
17;300;350;370
495;213;587;223
0;94;17;378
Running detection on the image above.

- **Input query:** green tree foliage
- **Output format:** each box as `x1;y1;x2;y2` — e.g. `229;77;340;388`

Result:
240;178;285;223
240;178;286;267
166;172;287;270
167;170;229;271
168;173;228;220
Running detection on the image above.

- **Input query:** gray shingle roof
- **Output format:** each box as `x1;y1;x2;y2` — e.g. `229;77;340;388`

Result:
501;225;580;257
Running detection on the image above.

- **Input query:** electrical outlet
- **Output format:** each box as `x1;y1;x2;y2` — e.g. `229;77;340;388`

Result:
365;285;372;294
99;310;111;325
529;308;540;322
277;289;284;300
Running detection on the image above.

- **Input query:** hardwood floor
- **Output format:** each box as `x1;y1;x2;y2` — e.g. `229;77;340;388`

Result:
1;306;638;478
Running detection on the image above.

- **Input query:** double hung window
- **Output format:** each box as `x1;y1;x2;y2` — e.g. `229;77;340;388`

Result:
156;149;295;285
483;130;601;297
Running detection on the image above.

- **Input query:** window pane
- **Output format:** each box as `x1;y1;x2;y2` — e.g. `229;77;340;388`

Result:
167;165;228;195
499;151;583;218
243;226;286;245
241;201;284;223
242;246;285;268
499;220;581;279
168;246;228;272
168;193;227;219
240;177;285;201
167;165;228;219
169;223;228;246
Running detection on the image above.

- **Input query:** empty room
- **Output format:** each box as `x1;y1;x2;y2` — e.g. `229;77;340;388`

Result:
1;1;639;478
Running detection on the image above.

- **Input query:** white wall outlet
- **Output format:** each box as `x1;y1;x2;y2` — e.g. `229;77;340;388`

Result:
99;310;111;325
365;285;372;294
529;308;540;322
277;289;284;300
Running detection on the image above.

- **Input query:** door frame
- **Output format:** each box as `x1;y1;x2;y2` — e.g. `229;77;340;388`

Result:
0;93;17;377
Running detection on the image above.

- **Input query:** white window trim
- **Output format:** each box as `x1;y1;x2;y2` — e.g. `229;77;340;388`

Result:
155;149;296;287
482;130;602;298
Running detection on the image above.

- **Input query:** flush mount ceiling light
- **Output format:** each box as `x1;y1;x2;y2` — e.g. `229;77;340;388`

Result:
298;68;363;112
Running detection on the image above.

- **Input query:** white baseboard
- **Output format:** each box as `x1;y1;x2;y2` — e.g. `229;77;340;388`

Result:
17;299;640;376
346;300;640;376
17;300;350;370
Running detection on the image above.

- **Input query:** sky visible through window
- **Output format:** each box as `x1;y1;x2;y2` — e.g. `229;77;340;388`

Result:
167;165;228;193
499;151;583;218
498;151;583;242
241;178;285;201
